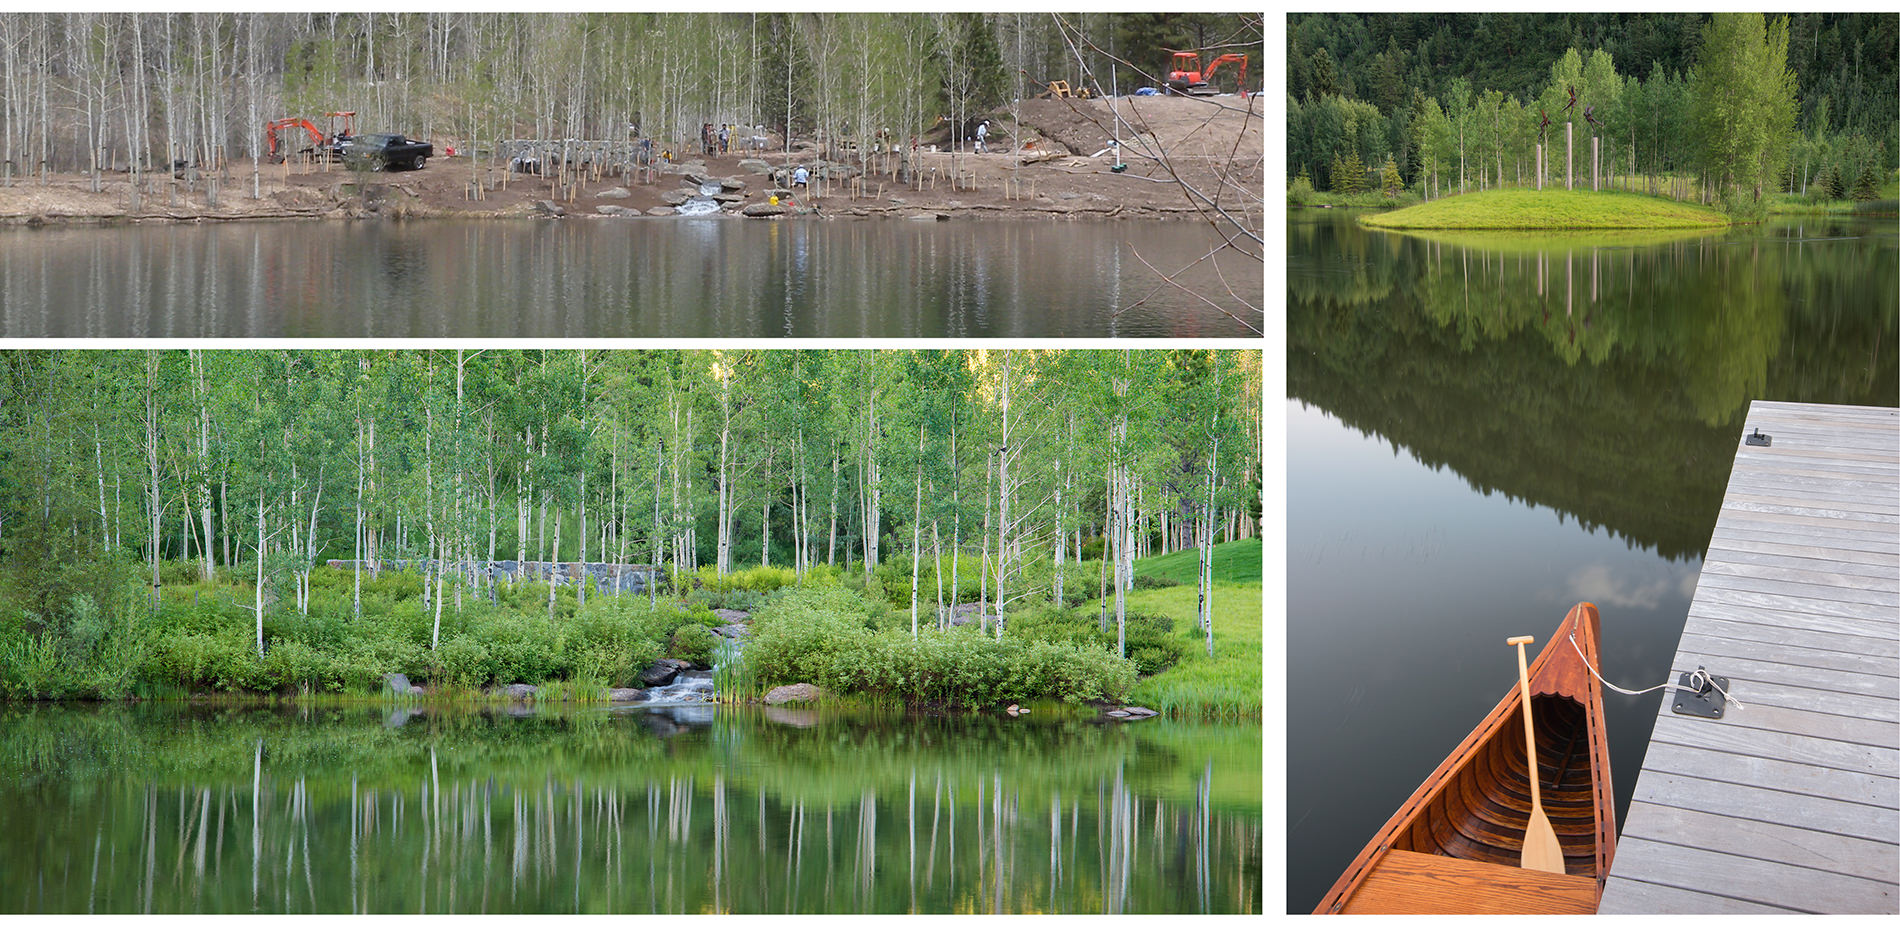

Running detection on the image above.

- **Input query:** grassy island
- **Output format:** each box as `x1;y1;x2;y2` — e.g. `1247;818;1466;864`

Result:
1360;189;1730;231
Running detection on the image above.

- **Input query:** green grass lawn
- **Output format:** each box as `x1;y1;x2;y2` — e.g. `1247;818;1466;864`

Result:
1122;582;1261;721
1360;188;1730;230
1082;539;1263;721
1136;537;1262;585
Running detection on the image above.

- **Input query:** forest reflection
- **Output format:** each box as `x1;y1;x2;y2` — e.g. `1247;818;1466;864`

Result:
3;704;1259;914
1287;209;1897;559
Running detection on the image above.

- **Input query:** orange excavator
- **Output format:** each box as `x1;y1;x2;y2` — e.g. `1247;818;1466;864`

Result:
265;111;356;161
1165;51;1249;96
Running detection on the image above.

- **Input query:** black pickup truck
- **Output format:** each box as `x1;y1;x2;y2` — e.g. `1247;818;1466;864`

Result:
340;133;432;171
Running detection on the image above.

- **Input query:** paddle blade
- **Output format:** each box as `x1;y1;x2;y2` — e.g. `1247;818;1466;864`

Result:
1520;807;1566;874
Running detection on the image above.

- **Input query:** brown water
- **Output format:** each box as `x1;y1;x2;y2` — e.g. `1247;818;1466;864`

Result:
0;219;1262;338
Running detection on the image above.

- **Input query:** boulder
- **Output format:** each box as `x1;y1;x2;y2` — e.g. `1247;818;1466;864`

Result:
738;159;773;175
762;705;819;728
712;608;751;623
597;186;632;199
763;682;824;706
498;683;537;700
639;658;693;688
719;177;748;191
382;672;414;695
594;204;637;216
647;207;678;216
1104;705;1157;721
712;193;746;204
741;203;787;218
660;188;696;206
606;687;648;702
532;199;566;217
715;624;749;639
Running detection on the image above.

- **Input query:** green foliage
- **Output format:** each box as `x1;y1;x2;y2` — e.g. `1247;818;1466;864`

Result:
693;564;800;595
431;636;494;690
743;588;1136;707
1288;170;1316;205
1380;156;1404;196
668;623;720;667
1008;605;1183;676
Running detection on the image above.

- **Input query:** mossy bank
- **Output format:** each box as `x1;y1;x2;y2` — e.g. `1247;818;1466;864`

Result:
1360;189;1730;231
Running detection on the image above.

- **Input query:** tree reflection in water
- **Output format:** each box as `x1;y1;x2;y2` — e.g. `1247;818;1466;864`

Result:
1289;209;1897;560
1;703;1259;914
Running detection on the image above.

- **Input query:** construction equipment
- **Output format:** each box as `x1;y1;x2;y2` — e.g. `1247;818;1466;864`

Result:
264;118;324;161
263;111;356;162
1165;51;1249;96
1038;80;1095;100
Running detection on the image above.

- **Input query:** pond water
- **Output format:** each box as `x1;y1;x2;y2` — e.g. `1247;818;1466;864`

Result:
0;219;1262;338
1285;208;1896;911
0;703;1260;914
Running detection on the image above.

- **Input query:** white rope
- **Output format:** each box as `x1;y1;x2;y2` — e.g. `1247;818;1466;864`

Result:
1569;632;1743;712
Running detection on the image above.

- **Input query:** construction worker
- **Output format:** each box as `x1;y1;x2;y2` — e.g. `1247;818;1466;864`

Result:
791;165;809;190
718;125;730;155
975;120;989;153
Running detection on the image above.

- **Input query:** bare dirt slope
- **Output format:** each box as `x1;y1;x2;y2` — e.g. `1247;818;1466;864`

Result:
0;93;1262;225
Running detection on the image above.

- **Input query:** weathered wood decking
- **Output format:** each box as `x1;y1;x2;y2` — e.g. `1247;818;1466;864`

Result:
1598;401;1899;914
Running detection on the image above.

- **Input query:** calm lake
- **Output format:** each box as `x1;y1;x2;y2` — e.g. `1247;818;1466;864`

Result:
0;219;1261;338
1285;208;1896;911
1;702;1260;914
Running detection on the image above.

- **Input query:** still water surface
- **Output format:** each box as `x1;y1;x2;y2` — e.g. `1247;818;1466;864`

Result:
1285;208;1895;911
0;219;1261;338
2;703;1260;914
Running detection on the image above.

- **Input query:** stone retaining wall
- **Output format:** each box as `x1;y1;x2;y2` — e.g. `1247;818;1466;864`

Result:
323;559;660;594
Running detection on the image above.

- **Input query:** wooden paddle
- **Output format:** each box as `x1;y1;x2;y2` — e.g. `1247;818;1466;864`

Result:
1507;635;1566;874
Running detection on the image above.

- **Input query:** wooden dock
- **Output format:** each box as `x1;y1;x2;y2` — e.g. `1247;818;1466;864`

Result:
1598;401;1899;914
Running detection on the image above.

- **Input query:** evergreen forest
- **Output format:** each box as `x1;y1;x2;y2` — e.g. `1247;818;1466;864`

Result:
1288;13;1897;209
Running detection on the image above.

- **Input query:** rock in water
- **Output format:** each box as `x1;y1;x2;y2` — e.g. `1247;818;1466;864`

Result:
763;682;823;706
639;659;693;688
382;672;413;695
607;688;648;702
499;683;537;700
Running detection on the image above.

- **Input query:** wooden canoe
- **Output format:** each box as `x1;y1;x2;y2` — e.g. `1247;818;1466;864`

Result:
1313;602;1616;914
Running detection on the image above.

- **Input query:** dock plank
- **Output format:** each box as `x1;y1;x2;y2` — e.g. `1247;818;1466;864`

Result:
1600;401;1900;915
1605;838;1897;914
1619;802;1898;883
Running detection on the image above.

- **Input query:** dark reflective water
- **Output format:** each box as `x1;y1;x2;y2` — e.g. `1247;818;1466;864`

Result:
0;219;1261;338
1285;209;1896;911
1;703;1259;914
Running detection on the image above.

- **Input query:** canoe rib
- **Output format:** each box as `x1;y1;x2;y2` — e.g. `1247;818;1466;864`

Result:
1313;602;1615;914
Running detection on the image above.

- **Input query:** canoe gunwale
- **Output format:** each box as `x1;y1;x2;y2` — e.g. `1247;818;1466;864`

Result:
1312;602;1616;914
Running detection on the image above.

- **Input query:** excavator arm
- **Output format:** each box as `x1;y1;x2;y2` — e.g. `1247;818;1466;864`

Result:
265;118;325;161
1202;54;1249;94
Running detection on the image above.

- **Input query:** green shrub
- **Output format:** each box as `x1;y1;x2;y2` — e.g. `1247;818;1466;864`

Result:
475;615;565;685
1132;573;1180;590
432;636;495;689
668;623;720;667
743;588;1137;707
147;629;264;691
563;602;666;687
1287;172;1316;205
264;638;340;692
1008;606;1183;676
